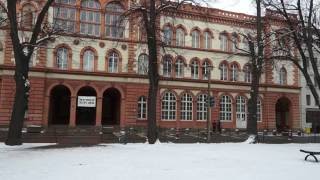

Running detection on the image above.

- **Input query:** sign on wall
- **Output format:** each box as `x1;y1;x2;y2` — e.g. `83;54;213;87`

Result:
77;96;96;107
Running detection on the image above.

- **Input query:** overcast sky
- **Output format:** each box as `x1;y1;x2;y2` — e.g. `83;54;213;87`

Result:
208;0;256;15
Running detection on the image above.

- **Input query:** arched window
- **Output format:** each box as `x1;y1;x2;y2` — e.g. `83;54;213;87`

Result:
197;94;207;121
21;4;36;29
190;60;199;79
105;2;125;38
83;50;95;71
138;54;148;75
161;92;176;120
80;0;101;37
176;28;185;46
175;58;184;78
181;93;193;121
137;96;147;119
163;56;172;77
230;64;239;82
236;96;246;122
220;63;228;81
220;33;228;51
204;31;212;49
279;67;287;85
202;60;211;80
192;30;200;48
231;33;238;52
257;99;262;121
108;52;119;73
163;26;173;45
220;95;232;121
56;47;68;69
244;64;252;83
53;0;76;33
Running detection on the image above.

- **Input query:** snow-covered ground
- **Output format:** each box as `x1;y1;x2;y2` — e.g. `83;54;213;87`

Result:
0;143;319;180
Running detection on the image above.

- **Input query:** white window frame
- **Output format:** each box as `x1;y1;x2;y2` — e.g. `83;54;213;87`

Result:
80;0;101;37
191;61;199;79
163;26;173;45
257;99;262;122
176;28;185;46
108;52;118;73
220;63;228;81
105;2;125;38
197;94;207;121
56;48;68;69
161;92;176;120
175;59;184;78
279;67;287;85
204;31;211;49
244;65;252;83
53;1;77;33
230;64;238;81
137;96;147;119
192;31;200;48
220;95;232;121
138;54;148;75
181;93;193;121
163;57;172;77
236;96;246;121
83;50;95;71
220;34;228;51
202;60;211;80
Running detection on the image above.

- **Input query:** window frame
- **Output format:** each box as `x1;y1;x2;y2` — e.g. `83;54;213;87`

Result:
220;95;232;121
83;50;95;71
80;0;101;37
105;2;125;38
137;96;147;120
181;93;193;121
197;94;208;121
161;92;176;120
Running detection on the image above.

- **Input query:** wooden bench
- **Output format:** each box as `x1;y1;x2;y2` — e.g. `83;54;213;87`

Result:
300;149;320;162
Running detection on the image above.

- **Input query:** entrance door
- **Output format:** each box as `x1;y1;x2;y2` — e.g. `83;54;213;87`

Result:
76;86;97;125
49;85;71;125
102;88;121;125
276;97;291;131
236;96;247;129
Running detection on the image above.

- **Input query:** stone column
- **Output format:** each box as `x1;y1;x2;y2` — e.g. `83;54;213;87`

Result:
69;96;77;127
95;97;103;126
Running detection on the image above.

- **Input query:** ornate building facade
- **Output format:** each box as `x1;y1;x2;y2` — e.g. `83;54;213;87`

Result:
0;0;301;131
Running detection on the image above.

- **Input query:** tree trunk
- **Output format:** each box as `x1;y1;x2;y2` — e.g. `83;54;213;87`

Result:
5;56;29;146
146;0;159;144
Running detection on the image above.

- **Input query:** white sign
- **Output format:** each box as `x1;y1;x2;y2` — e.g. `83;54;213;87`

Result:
77;96;96;107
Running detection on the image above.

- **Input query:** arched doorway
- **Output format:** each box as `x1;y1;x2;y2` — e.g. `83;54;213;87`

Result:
49;85;71;125
275;97;291;131
102;88;121;125
76;86;97;125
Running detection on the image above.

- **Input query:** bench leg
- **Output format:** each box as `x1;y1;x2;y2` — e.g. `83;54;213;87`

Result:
305;155;319;162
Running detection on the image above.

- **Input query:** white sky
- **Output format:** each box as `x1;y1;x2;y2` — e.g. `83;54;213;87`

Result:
208;0;256;15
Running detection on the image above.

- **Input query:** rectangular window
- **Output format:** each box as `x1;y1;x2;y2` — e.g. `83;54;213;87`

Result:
306;95;311;106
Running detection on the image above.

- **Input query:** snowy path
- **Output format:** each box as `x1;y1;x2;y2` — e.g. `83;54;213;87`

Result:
0;143;319;180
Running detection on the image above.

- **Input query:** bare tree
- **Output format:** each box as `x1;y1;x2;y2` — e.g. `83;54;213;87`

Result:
262;0;320;133
2;0;56;145
123;0;206;144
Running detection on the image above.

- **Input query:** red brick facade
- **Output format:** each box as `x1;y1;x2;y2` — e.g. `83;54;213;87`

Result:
0;0;301;131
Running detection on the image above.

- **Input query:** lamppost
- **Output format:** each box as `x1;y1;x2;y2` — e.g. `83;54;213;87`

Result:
206;65;214;143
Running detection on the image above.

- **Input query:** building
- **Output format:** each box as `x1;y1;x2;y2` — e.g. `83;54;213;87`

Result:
300;52;320;133
0;0;301;132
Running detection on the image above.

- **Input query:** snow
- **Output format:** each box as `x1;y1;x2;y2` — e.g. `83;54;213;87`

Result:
0;143;319;180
